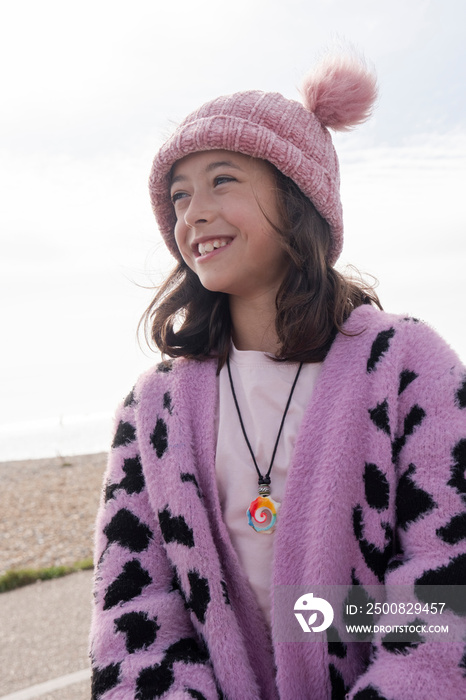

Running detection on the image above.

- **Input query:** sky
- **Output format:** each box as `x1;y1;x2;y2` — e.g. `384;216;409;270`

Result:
1;0;465;460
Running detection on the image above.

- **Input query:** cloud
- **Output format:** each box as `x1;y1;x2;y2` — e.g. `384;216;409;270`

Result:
2;0;466;457
335;128;466;359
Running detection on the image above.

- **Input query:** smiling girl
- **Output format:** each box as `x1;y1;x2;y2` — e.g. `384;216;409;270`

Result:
90;53;466;700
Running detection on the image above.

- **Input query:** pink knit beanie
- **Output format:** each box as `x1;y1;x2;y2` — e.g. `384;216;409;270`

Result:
149;53;377;266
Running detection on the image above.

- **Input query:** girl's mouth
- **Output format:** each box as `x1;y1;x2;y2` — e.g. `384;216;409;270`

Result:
197;238;232;257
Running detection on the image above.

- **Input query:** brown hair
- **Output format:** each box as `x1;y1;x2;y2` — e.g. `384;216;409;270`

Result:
140;166;381;369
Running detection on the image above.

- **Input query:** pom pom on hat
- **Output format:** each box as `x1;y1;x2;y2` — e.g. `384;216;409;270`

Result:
301;52;377;131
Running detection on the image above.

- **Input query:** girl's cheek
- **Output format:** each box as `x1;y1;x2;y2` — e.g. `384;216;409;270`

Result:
178;245;193;268
173;225;186;254
174;232;197;272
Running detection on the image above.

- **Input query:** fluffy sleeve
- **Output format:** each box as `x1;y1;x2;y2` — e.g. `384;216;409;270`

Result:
347;319;466;699
89;390;221;700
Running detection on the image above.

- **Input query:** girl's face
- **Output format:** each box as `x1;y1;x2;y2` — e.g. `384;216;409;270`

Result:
170;150;289;301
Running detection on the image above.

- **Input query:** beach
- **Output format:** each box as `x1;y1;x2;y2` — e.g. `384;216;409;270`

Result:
0;452;107;576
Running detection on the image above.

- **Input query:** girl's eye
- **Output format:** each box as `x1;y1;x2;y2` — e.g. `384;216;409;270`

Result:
171;191;188;204
214;175;235;186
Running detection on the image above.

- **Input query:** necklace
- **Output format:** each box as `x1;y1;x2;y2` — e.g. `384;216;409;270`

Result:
226;356;304;535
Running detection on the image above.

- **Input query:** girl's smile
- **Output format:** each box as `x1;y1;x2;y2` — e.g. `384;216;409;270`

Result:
170;150;289;301
194;237;232;258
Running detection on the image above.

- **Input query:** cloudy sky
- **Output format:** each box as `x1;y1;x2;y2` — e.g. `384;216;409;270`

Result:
1;0;465;459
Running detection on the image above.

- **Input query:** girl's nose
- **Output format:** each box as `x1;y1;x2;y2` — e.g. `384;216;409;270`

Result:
183;191;215;228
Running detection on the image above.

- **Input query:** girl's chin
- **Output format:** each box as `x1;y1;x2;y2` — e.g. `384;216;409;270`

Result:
196;274;236;295
198;280;230;294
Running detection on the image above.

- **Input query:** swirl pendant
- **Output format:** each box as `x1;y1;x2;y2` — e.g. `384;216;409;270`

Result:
247;495;281;534
227;356;303;535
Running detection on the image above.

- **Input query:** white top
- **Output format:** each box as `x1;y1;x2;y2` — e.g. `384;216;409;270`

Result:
215;344;322;625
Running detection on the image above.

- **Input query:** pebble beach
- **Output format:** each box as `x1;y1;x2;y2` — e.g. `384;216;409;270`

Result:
0;452;108;576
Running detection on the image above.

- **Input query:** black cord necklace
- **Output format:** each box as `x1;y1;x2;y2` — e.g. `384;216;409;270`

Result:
226;356;304;534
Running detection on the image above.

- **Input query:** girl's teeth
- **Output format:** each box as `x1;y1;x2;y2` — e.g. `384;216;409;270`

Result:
198;240;229;256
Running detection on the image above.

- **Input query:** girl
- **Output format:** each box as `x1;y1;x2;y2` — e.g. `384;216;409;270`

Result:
90;53;466;699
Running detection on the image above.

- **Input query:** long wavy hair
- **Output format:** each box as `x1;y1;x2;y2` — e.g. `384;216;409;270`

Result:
140;164;381;370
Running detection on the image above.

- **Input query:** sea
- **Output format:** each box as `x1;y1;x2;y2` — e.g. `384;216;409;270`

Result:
0;412;114;462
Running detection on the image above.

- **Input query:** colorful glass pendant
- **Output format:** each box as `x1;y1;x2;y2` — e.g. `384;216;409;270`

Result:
226;356;303;536
247;495;281;534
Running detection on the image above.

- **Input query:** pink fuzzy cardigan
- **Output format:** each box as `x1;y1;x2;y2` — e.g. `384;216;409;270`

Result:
90;305;466;699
